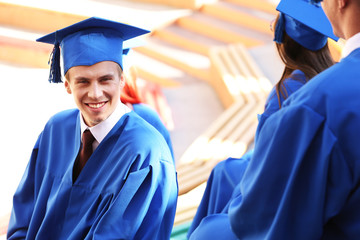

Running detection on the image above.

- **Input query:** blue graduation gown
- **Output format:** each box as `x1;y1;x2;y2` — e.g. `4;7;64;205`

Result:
187;155;251;239
229;49;360;239
188;71;307;239
7;109;178;240
132;103;174;161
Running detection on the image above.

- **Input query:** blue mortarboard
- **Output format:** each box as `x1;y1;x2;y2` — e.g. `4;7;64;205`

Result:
37;17;150;83
274;0;338;51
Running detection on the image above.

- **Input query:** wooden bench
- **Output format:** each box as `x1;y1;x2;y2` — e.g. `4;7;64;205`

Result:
174;43;272;225
176;43;271;194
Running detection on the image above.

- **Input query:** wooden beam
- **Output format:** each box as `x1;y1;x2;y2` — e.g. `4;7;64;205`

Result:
136;45;212;83
201;4;272;35
0;2;87;33
226;0;277;15
176;16;264;47
153;29;210;55
127;0;218;9
0;35;51;68
135;66;181;87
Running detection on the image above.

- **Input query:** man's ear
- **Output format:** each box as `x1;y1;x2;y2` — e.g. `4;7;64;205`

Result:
120;74;125;88
339;0;348;9
64;80;72;94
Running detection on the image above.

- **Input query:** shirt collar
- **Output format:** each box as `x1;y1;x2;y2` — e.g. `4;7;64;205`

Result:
80;102;131;148
341;32;360;59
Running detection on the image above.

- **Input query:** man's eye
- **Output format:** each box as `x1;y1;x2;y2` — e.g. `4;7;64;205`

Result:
75;80;88;84
101;78;112;82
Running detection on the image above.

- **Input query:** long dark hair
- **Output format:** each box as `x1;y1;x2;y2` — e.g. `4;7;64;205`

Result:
274;15;335;108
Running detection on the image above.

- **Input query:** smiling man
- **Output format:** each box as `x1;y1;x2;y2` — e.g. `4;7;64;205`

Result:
7;17;178;240
64;61;124;128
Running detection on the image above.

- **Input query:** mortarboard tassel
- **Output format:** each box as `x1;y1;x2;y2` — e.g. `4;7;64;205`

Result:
48;41;62;83
274;13;285;44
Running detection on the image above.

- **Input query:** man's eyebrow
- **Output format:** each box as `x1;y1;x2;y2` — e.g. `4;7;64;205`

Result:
74;76;90;81
73;74;115;81
98;74;115;80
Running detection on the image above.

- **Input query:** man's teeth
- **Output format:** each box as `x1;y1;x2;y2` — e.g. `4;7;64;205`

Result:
88;102;105;108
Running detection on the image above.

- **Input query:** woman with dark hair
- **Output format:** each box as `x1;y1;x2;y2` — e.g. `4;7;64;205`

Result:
273;13;335;110
187;0;338;238
256;13;335;135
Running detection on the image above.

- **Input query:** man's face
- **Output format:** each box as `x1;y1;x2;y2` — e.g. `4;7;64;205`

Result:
65;61;124;127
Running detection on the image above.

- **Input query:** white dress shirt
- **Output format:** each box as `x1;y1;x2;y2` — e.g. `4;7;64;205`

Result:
341;32;360;59
79;102;131;150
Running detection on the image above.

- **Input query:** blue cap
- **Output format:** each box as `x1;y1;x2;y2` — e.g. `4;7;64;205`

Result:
37;17;150;83
274;0;338;51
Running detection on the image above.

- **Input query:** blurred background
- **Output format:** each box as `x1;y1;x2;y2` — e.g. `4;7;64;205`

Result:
0;0;342;238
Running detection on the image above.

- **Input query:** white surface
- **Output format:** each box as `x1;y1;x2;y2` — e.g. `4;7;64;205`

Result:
0;63;75;216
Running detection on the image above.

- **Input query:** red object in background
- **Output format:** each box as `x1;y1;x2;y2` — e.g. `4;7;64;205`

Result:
121;67;174;130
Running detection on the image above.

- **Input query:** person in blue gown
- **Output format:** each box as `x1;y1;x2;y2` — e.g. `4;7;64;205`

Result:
188;0;339;238
132;103;175;159
7;17;178;240
121;47;175;162
229;0;360;237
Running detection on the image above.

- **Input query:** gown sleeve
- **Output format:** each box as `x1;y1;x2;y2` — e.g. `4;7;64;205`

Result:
91;158;178;240
7;133;42;239
228;104;353;239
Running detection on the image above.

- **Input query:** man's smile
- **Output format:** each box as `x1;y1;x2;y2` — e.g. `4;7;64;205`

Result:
86;101;107;109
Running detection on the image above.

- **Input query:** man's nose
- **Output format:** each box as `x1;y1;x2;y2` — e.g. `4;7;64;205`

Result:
88;82;102;99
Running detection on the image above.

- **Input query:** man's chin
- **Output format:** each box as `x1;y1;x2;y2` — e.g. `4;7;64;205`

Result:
90;118;104;126
83;116;105;127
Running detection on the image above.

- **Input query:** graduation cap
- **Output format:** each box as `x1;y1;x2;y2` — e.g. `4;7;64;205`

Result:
274;0;338;51
37;17;150;83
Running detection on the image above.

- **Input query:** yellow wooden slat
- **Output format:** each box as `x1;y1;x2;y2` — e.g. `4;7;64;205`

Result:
176;17;263;47
153;29;210;56
0;2;87;33
201;4;272;35
126;0;211;9
136;46;211;83
0;36;50;68
226;0;277;15
135;66;181;87
177;99;245;166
